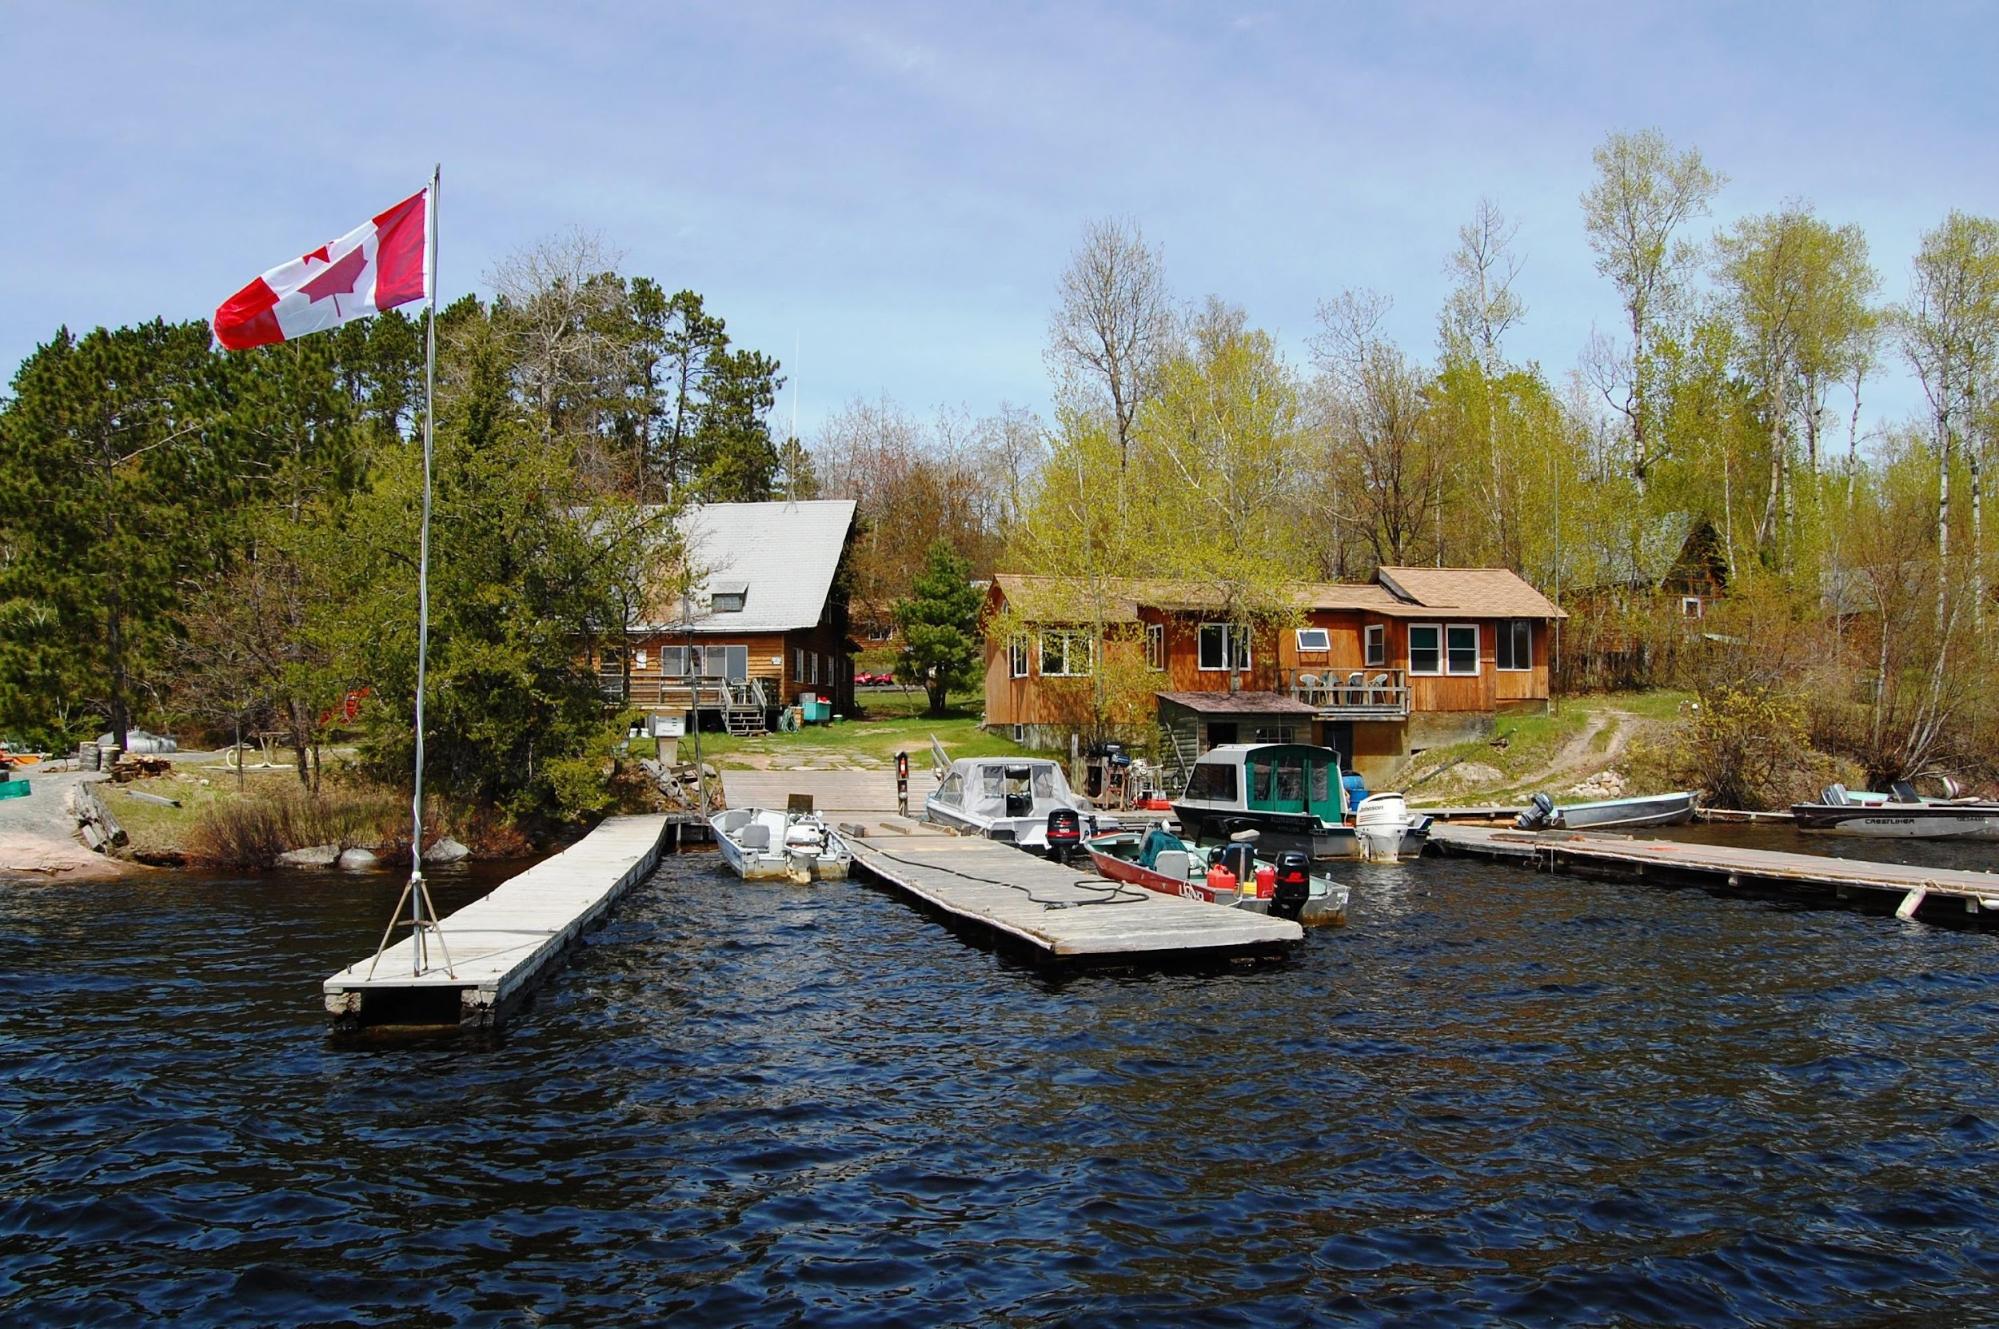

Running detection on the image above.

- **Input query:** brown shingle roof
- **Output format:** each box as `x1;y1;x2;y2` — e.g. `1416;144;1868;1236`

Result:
1376;567;1566;619
989;568;1565;621
1156;691;1320;716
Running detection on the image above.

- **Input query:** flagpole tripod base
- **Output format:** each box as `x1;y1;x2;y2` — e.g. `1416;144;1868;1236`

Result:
365;869;457;980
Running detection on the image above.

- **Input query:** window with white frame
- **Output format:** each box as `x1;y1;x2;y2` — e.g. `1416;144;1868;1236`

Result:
1008;636;1029;678
1681;596;1703;619
1295;627;1330;652
1145;623;1165;670
1197;623;1250;672
794;647;806;682
1446;623;1480;676
694;644;748;681
661;646;688;678
1408;624;1442;675
1364;624;1385;667
1011;723;1026;743
1040;630;1092;677
1497;619;1532;671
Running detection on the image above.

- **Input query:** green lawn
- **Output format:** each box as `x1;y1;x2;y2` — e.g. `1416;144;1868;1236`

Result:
689;686;1060;769
1402;689;1692;803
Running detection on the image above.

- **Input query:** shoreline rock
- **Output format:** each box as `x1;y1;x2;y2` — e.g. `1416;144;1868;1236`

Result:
276;844;340;868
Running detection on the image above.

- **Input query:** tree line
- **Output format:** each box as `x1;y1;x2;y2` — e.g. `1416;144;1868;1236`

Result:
810;129;1999;787
0;238;795;819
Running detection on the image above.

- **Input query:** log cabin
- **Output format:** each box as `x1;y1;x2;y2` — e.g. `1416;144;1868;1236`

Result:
601;499;857;734
982;567;1565;784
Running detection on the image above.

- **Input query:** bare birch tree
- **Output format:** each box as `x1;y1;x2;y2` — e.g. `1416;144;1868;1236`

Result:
1046;217;1178;478
1581;129;1724;488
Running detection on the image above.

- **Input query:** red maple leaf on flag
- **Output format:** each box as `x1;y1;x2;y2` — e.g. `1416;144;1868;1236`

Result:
299;246;368;308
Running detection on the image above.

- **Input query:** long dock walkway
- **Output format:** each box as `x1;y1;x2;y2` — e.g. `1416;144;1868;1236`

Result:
844;830;1302;961
721;767;1301;961
1430;823;1999;921
323;814;670;1030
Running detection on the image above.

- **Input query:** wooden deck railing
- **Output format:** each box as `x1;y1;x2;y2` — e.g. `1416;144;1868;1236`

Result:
1281;667;1410;718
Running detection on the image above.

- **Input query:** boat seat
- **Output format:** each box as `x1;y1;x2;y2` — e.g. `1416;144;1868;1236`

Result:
1153;849;1193;881
737;823;771;850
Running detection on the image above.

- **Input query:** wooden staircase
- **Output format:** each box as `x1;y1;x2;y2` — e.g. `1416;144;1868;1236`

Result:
723;678;769;737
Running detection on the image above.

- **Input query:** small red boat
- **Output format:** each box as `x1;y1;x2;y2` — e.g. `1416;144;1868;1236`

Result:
1082;829;1349;926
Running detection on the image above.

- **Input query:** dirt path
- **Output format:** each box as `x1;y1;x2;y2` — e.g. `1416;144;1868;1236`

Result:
0;768;131;880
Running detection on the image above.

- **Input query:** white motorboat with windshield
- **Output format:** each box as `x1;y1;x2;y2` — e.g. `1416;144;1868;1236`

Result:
924;756;1113;849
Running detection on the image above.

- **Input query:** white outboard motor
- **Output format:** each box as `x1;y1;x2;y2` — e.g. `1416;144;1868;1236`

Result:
1515;792;1556;830
1354;792;1413;862
784;820;826;881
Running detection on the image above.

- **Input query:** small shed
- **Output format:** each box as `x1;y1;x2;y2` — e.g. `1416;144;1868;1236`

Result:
1157;690;1320;789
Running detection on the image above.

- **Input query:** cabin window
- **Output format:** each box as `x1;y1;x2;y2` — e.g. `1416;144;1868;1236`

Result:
1682;596;1704;619
1040;630;1092;677
694;645;748;681
1408;624;1442;675
1011;723;1025;743
1497;619;1532;671
1364;624;1385;667
1310;760;1331;806
794;648;806;681
711;592;745;613
1295;627;1330;653
1184;761;1238;802
661;646;687;677
808;652;819;685
598;649;625;698
1009;637;1030;678
1446;624;1480;676
1197;623;1251;672
1145;623;1165;670
1251;725;1294;744
937;772;964;806
980;768;1005;798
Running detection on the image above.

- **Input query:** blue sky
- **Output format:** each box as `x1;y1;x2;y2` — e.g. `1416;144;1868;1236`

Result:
5;2;1995;444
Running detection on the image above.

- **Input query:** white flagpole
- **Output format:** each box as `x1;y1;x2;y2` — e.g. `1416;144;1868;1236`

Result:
366;165;453;983
406;163;448;976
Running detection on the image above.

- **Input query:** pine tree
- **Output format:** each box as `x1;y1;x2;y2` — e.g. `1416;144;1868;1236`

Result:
893;541;983;717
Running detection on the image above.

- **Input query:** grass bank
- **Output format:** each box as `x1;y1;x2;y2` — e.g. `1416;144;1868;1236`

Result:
1402;690;1692;805
691;686;1056;770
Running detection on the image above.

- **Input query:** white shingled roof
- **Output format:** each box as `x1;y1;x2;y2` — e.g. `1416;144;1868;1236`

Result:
653;499;857;633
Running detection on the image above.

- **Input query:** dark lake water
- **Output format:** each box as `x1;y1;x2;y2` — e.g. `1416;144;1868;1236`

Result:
4;846;1999;1327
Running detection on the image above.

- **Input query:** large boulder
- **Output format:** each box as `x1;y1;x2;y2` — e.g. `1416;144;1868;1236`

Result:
336;847;381;871
277;843;340;868
422;836;471;865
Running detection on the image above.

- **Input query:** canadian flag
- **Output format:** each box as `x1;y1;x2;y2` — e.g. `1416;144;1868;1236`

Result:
212;185;431;351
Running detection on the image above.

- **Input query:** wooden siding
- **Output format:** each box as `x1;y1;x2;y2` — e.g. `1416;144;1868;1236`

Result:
982;597;1552;728
611;621;853;713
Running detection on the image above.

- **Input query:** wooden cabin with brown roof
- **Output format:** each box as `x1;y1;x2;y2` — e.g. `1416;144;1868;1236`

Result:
982;567;1565;783
599;499;858;734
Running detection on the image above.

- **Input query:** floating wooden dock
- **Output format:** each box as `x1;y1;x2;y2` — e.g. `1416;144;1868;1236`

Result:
843;830;1302;961
723;766;1301;961
323;814;669;1031
1429;823;1999;921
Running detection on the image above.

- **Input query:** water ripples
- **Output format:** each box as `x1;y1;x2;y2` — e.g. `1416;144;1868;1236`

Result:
3;854;1999;1325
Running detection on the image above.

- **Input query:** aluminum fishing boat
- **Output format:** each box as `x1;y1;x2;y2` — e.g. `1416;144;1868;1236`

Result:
710;807;853;880
1514;790;1696;831
1791;784;1999;840
1082;827;1349;926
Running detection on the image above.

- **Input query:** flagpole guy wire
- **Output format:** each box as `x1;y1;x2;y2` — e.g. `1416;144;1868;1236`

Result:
370;163;454;981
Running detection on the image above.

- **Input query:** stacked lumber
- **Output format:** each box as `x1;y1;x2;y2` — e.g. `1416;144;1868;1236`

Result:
66;784;128;854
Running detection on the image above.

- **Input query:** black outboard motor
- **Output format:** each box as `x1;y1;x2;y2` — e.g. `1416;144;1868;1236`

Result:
1217;841;1257;890
1514;792;1557;831
1044;807;1083;863
1271;851;1312;921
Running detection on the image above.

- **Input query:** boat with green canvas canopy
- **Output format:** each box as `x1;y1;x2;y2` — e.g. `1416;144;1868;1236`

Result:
1169;742;1430;861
